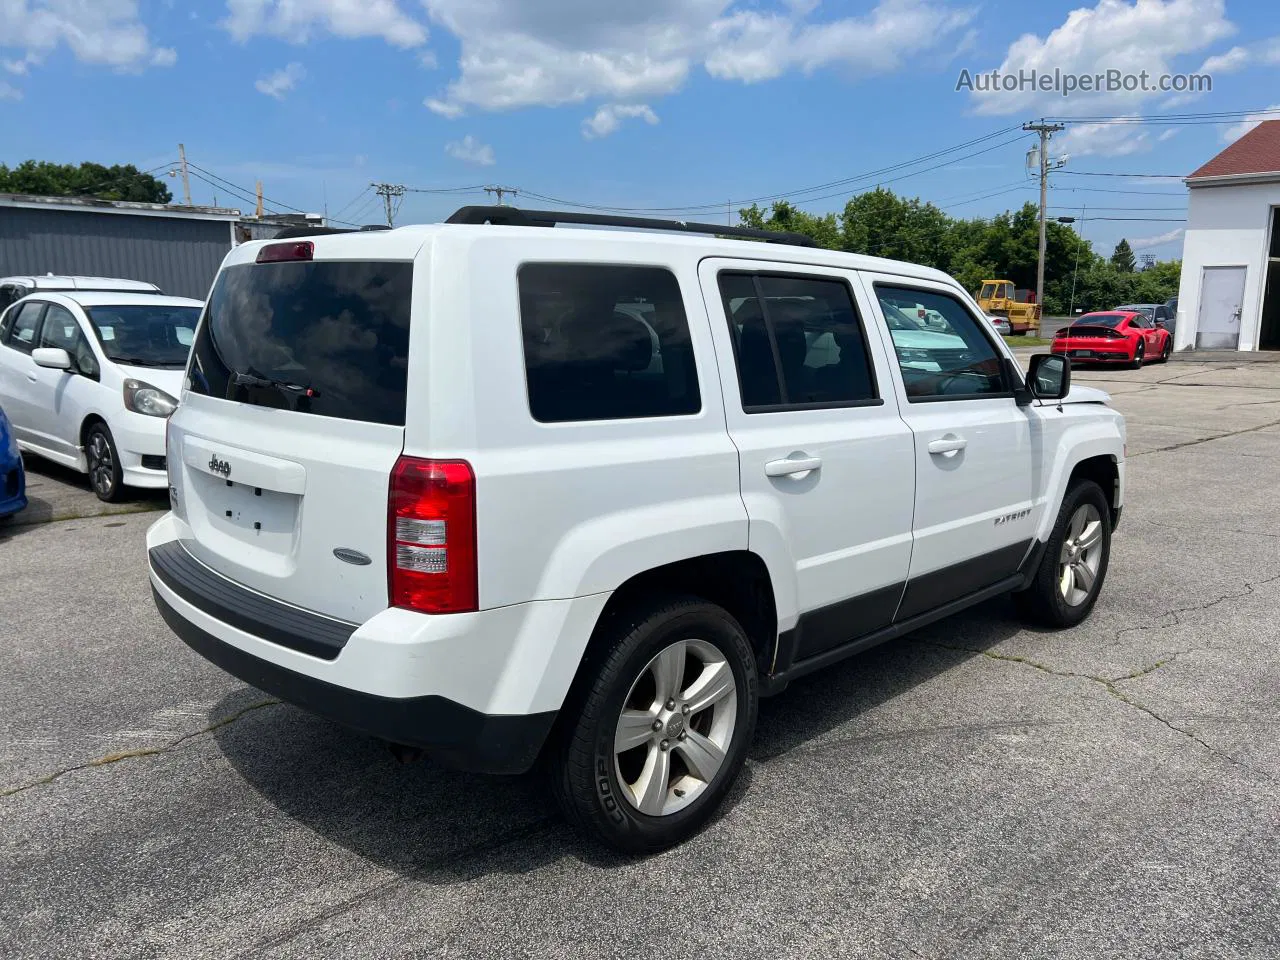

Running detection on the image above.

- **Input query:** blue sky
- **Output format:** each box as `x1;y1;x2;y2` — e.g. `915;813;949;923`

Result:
3;1;1279;260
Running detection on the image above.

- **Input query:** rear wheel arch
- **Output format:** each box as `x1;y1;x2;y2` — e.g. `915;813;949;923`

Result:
579;551;779;683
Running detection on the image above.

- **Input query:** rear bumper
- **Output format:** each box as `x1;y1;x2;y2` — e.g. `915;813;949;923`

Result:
1052;343;1134;362
152;585;555;773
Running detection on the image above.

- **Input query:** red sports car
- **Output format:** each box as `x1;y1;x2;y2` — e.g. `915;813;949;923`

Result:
1051;311;1172;368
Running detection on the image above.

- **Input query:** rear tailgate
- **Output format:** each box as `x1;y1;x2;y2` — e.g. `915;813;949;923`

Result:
167;232;422;624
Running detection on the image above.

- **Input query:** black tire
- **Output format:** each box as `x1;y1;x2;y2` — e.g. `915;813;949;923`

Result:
1158;338;1172;363
1130;341;1145;369
549;595;759;854
1015;480;1112;628
85;423;125;503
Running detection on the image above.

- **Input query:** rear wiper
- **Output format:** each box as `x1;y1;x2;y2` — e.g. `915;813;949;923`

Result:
232;371;321;398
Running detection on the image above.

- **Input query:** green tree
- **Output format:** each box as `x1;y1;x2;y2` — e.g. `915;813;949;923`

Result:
1110;238;1136;273
0;160;173;203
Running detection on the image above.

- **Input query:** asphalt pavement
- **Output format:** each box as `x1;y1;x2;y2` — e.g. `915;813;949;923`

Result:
2;357;1278;959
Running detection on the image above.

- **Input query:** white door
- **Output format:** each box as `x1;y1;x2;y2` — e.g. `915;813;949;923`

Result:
27;303;100;460
860;275;1038;619
1196;266;1246;350
699;260;916;666
0;300;49;446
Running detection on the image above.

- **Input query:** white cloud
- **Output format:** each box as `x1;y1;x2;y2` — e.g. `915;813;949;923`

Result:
1060;118;1153;157
0;0;178;74
582;103;659;139
426;96;464;118
420;0;977;115
223;0;427;47
419;49;438;69
970;0;1235;116
1199;45;1248;73
1130;227;1185;249
1221;105;1280;143
0;80;22;101
255;62;306;99
444;134;495;166
1157;128;1179;141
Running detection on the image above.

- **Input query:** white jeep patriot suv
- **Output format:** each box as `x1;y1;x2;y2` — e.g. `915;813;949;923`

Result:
148;207;1125;853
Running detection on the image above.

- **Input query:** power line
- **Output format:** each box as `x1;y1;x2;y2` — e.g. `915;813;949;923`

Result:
1059;171;1184;178
1051;185;1186;196
187;161;309;215
1049;205;1185;211
1043;106;1280;124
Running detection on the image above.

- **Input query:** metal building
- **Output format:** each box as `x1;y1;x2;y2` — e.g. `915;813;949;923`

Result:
0;193;241;300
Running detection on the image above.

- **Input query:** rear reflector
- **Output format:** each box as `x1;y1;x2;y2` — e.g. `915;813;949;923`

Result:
256;240;314;263
388;457;477;614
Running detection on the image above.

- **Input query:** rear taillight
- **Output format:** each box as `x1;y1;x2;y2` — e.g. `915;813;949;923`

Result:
256;240;314;263
1055;328;1068;338
388;457;477;614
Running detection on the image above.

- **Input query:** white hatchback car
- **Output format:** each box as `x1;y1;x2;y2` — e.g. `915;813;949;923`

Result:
148;208;1124;852
0;292;201;500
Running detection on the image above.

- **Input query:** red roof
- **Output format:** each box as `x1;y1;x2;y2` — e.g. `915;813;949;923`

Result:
1188;119;1280;180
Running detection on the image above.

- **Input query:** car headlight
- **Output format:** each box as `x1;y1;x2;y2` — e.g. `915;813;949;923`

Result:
123;379;178;418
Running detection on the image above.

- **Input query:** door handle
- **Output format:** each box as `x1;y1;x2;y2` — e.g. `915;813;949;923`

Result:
928;436;967;455
765;456;823;478
26;372;38;382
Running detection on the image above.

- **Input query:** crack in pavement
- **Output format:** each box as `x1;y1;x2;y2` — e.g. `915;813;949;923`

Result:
0;698;281;799
1135;516;1280;541
1128;416;1280;458
926;640;1274;783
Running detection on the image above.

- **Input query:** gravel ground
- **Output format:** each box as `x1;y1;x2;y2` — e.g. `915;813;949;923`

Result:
2;358;1277;959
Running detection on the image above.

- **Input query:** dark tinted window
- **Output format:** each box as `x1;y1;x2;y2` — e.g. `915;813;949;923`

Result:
188;261;412;426
719;273;877;410
4;301;45;354
1075;314;1125;329
518;264;700;423
86;305;200;367
0;284;27;315
875;286;1007;400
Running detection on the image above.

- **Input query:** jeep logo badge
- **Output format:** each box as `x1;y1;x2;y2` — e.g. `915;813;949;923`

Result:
208;456;231;477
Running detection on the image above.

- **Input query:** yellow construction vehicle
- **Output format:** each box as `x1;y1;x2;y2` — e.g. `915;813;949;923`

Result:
976;280;1041;335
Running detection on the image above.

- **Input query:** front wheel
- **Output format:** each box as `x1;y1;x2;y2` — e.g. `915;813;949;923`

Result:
85;423;125;503
550;596;758;854
1015;480;1112;628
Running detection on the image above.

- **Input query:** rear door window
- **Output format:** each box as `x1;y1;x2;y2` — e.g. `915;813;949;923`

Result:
517;263;701;423
188;260;412;426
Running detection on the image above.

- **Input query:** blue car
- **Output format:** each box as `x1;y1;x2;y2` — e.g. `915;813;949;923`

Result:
0;402;27;520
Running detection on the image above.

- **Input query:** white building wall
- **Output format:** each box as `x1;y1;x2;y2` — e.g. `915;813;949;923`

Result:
1175;181;1280;351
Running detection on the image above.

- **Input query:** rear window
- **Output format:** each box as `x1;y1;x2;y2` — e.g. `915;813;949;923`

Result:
517;263;700;423
1074;314;1125;328
187;261;412;426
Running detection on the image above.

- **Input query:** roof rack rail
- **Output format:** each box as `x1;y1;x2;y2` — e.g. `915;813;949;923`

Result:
445;205;818;248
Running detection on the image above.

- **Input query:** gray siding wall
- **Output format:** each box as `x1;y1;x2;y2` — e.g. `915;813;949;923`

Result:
0;207;232;300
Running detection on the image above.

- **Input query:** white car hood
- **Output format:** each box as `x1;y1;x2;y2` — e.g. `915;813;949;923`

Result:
1061;384;1111;405
114;365;185;398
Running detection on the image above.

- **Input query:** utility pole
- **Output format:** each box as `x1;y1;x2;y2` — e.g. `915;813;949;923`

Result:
371;182;406;226
255;180;264;219
177;143;193;206
1023;121;1065;317
484;185;518;206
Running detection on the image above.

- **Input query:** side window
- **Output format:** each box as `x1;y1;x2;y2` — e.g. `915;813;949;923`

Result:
38;305;99;377
875;285;1008;401
517;263;701;423
718;272;878;411
5;301;45;354
0;285;22;315
1131;315;1149;329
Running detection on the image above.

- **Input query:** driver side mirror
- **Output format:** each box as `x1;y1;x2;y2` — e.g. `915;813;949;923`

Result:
32;347;72;371
1027;353;1071;401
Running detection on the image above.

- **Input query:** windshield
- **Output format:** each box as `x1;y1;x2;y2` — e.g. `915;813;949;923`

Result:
1117;304;1156;319
85;305;201;367
187;260;411;425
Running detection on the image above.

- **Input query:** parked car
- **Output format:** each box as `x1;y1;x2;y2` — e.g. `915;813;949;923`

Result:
0;275;162;315
1051;310;1173;367
147;207;1125;853
986;313;1013;336
1163;296;1179;338
1115;302;1175;338
0;292;201;501
0;402;27;521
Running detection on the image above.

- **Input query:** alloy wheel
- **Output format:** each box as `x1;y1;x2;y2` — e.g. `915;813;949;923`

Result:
88;432;114;498
613;638;738;817
1058;503;1103;606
